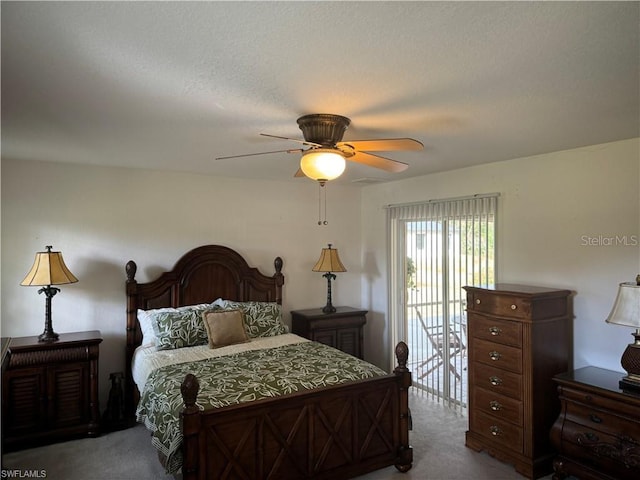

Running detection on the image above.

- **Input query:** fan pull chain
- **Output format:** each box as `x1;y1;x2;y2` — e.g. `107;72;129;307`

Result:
317;183;328;226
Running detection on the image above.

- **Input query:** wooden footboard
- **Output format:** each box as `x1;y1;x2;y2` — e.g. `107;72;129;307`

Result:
180;342;412;480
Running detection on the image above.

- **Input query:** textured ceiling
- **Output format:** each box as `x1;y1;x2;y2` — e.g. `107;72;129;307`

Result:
2;1;639;185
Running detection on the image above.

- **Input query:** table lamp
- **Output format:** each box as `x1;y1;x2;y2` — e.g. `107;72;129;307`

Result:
21;246;78;342
605;275;640;392
312;244;346;314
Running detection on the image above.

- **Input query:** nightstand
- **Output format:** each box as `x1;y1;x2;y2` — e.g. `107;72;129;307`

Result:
291;306;367;359
1;337;10;374
2;331;102;451
550;366;640;480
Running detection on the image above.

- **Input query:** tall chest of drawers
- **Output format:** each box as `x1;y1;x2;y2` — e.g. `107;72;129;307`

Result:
463;284;572;479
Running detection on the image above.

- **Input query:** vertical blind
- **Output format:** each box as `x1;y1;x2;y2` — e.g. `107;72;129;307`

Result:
387;194;497;412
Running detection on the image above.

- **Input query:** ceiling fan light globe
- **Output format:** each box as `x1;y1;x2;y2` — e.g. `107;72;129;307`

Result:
300;149;346;182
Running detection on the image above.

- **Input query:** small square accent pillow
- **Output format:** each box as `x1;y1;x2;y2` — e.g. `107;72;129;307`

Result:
202;309;250;349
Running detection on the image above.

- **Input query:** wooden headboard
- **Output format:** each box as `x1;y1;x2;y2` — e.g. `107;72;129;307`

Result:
124;244;284;420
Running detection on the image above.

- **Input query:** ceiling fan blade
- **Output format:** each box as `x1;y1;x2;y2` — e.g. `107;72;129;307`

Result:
338;138;423;152
348;151;409;173
260;133;321;147
215;148;303;160
294;168;305;178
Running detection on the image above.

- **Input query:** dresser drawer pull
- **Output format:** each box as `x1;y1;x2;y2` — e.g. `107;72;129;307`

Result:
488;326;501;336
475;299;481;305
489;351;502;361
489;400;502;411
577;432;599;444
510;304;517;310
589;414;602;424
489;376;503;386
489;425;502;436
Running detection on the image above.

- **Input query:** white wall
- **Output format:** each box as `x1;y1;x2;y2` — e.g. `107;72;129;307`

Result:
1;160;362;405
361;138;640;371
3;138;639;408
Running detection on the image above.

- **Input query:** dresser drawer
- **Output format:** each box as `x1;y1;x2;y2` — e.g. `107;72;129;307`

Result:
474;339;522;374
558;420;640;480
473;387;523;426
564;398;640;440
470;410;523;454
468;313;522;348
561;386;640;422
469;291;531;319
471;363;522;400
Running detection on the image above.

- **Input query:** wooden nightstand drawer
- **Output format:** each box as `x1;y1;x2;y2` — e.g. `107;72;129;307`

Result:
565;399;637;439
562;385;640;422
558;420;640;480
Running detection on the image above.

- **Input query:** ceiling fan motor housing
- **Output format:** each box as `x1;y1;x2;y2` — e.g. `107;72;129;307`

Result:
297;114;350;146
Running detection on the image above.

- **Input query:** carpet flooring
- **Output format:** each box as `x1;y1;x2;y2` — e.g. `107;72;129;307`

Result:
2;392;556;480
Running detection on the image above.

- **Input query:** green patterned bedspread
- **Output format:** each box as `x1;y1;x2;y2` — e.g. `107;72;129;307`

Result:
136;341;387;473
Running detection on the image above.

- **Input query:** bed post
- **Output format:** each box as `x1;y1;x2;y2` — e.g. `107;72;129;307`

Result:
125;260;139;426
273;256;284;304
393;341;413;473
181;373;201;480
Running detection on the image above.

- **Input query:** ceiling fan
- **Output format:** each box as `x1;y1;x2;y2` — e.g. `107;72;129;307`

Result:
216;113;424;184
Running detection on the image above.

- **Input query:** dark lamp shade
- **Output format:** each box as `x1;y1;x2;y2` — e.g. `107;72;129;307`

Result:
312;245;346;273
21;249;78;287
605;282;640;328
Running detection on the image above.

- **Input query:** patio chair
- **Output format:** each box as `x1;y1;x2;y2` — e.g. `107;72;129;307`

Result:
414;307;466;380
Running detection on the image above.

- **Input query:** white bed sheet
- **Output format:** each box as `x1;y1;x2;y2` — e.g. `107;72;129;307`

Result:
132;333;309;390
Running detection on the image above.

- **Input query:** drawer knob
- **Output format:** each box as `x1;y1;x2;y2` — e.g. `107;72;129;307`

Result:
489;376;503;386
510;304;517;310
475;299;481;305
489;425;502;436
489;400;502;411
489;351;502;361
589;414;602;424
489;326;501;336
577;432;600;444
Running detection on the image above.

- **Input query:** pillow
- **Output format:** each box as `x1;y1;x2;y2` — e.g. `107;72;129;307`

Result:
202;309;249;349
137;309;159;346
146;303;215;350
221;300;288;338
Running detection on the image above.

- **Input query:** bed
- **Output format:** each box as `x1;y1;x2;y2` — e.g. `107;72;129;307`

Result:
125;244;412;479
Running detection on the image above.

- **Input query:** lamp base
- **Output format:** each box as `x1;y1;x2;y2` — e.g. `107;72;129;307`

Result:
38;330;59;343
322;305;337;314
619;375;640;394
38;286;61;342
620;342;640;392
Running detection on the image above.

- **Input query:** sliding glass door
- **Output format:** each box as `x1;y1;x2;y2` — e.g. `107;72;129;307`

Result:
388;195;497;411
